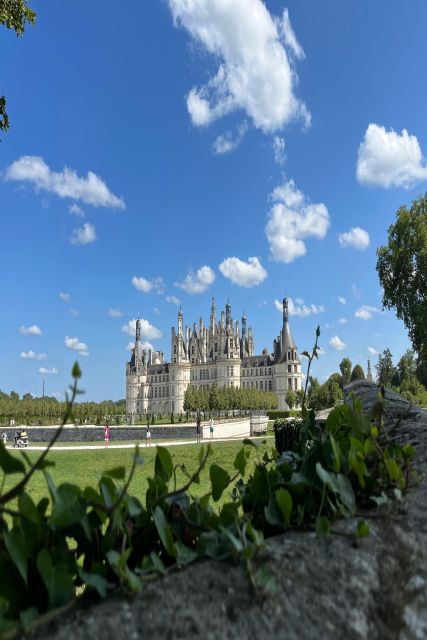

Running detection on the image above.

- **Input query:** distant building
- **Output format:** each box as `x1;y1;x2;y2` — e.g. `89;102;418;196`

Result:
126;298;302;416
367;358;373;382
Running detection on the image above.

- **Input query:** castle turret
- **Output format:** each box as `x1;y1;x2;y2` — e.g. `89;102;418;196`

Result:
367;358;373;382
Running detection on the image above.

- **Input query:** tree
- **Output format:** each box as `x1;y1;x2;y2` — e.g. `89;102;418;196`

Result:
377;194;427;370
351;364;365;381
0;0;36;135
376;349;395;386
326;372;343;389
285;389;296;409
339;358;352;386
394;349;417;387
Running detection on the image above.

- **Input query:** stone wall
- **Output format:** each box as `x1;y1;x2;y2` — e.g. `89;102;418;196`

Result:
1;425;198;443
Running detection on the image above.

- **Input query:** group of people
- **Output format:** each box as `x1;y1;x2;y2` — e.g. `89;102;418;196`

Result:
1;429;28;447
196;414;215;443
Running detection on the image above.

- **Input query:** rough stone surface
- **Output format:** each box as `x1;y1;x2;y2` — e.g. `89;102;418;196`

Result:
26;381;427;640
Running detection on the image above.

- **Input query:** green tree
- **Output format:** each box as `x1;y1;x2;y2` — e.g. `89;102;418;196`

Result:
339;357;352;386
376;349;395;386
285;389;296;409
377;194;427;375
0;0;36;134
393;349;417;387
351;364;365;381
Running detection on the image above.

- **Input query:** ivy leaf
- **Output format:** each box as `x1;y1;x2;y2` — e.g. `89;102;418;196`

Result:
102;467;125;480
175;541;198;566
315;516;330;537
152;506;175;557
79;569;108;598
0;443;26;474
36;549;75;610
4;529;30;585
49;484;86;528
155;447;173;482
242;438;258;448
210;464;231;502
233;448;247;476
275;488;293;527
356;520;370;538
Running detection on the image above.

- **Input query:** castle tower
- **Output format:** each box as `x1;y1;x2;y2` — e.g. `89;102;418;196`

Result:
367;358;373;382
273;297;302;409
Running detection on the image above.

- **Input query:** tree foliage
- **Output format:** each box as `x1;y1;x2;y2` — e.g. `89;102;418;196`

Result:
183;385;278;413
339;357;352;386
0;0;36;134
376;349;395;387
351;364;365;381
377;193;427;359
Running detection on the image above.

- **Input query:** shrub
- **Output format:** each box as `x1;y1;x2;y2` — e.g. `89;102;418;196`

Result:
274;418;302;454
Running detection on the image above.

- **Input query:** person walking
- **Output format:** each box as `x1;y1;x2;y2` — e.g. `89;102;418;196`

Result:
1;431;7;446
209;415;214;440
146;425;151;447
196;412;202;444
104;423;110;447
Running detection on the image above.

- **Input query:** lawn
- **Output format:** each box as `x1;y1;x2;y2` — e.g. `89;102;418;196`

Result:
4;439;273;509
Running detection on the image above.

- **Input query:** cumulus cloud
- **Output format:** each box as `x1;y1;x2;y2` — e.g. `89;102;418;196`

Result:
355;305;380;320
70;223;97;246
131;276;164;294
274;297;325;317
368;346;379;355
19;325;42;336
65;336;89;355
108;308;123;318
38;367;58;375
219;256;267;288
329;335;346;351
273;136;286;165
338;296;346;305
213;121;248;155
5;156;125;208
59;292;70;302
69;203;84;217
69;309;79;316
356;124;427;189
168;1;310;133
265;180;330;263
20;351;47;360
166;295;181;306
338;227;370;250
175;265;215;294
126;340;155;352
338;318;347;325
121;319;162;340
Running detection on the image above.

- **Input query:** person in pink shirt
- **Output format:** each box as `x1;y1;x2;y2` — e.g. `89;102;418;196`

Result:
104;423;110;447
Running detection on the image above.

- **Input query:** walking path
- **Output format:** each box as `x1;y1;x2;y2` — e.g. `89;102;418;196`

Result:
7;434;273;452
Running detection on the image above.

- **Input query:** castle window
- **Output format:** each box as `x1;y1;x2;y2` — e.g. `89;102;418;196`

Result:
288;365;292;373
269;381;272;391
260;381;263;390
294;365;297;373
288;379;292;389
230;339;233;348
288;351;291;360
269;368;272;375
174;346;177;354
192;346;195;355
294;378;298;390
230;366;234;377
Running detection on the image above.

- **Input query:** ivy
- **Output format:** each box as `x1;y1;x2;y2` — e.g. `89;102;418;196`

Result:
0;340;417;637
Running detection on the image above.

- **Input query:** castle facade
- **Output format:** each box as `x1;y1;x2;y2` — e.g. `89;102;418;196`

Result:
126;298;302;416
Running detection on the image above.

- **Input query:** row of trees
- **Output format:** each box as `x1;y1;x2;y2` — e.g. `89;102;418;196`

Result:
0;392;126;426
183;385;278;413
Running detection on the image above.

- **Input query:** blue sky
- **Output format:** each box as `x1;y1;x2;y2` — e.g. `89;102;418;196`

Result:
2;0;427;400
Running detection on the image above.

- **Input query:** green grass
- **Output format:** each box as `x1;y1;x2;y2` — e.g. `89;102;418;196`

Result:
4;440;273;509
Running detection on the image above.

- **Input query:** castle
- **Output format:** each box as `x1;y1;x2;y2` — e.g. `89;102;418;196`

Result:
126;298;302;416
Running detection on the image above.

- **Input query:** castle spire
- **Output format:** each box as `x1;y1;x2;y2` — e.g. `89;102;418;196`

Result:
135;318;141;343
283;297;289;325
367;357;373;382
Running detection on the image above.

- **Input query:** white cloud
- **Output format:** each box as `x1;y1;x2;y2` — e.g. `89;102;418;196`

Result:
59;292;70;302
338;296;346;305
352;284;361;300
175;265;215;294
19;325;42;336
166;296;181;306
69;309;79;316
65;335;89;353
219;256;267;288
20;351;47;360
153;307;161;316
121;319;162;340
274;297;325;317
5;156;125;208
355;305;380;320
338;318;347;325
69;203;85;217
272;136;286;165
213;121;248;155
356;124;427;189
108;308;123;318
279;8;305;60
126;340;155;352
329;335;346;351
38;367;58;375
168;1;310;133
368;346;379;355
131;276;164;294
70;223;97;246
338;227;370;250
265;180;330;263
